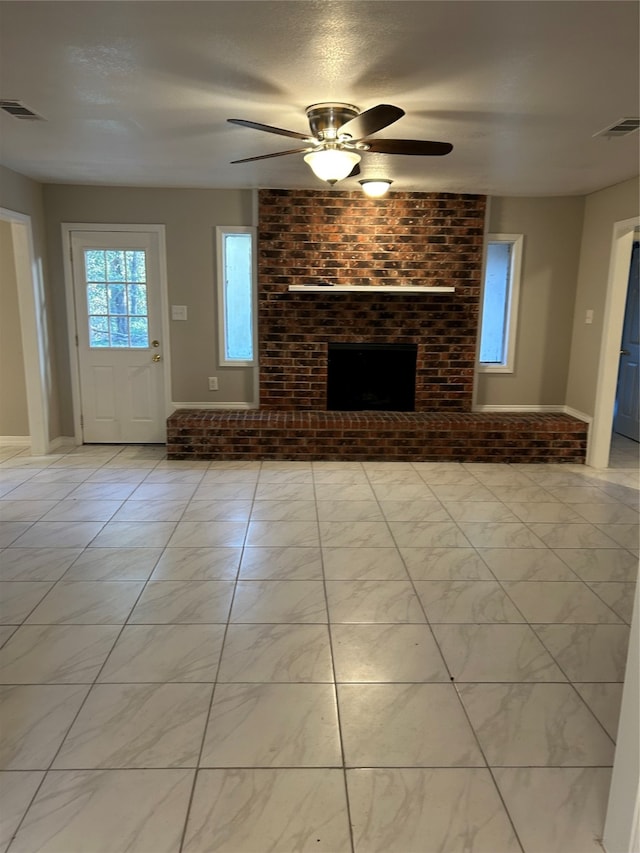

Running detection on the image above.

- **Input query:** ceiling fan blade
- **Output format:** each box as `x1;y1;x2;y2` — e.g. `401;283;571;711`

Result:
227;118;312;141
338;104;404;141
347;163;361;178
364;139;453;156
230;147;310;164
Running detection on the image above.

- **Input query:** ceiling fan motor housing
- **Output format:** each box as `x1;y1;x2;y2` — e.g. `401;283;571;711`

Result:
306;103;359;141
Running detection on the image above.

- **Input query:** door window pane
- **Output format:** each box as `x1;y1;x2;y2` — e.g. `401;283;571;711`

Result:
85;250;106;282
89;316;109;348
125;251;146;282
109;317;130;347
128;284;147;315
129;317;149;348
84;249;149;348
106;250;126;282
108;284;127;315
87;283;107;314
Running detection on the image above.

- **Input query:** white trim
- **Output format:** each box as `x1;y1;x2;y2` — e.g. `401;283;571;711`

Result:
588;216;639;468
61;223;172;445
215;226;257;367
563;405;592;424
473;404;563;413
0;207;49;456
473;404;587;416
0;436;30;446
600;222;640;853
603;584;639;853
477;233;523;374
172;401;257;410
62;228;82;444
472;198;492;406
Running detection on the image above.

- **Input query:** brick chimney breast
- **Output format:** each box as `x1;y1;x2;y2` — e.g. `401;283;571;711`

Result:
258;189;487;412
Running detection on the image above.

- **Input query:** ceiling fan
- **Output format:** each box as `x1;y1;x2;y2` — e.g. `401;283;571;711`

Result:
227;102;453;189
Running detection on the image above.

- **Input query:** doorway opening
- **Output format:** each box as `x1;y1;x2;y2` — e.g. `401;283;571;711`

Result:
0;207;49;455
588;217;640;468
612;240;639;451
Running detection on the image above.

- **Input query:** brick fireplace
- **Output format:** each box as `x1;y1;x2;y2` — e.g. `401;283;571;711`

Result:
166;189;587;462
258;188;486;412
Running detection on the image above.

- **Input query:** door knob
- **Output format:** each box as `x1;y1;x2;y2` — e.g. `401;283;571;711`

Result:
620;349;630;356
152;353;161;362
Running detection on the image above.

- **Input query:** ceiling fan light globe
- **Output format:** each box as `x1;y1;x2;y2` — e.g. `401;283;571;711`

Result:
304;149;361;183
359;179;393;198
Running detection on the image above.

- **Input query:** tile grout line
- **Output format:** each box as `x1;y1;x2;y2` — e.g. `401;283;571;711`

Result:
313;461;357;853
176;458;258;853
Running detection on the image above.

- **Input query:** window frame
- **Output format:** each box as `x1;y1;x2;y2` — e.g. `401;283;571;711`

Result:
477;233;523;374
216;225;257;367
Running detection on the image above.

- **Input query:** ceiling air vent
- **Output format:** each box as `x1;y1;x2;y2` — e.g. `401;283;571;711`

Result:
593;117;640;138
0;99;44;120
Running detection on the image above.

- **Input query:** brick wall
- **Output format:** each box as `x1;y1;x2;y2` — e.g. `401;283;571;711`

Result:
258;188;487;412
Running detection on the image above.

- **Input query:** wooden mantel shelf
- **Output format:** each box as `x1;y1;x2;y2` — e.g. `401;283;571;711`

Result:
287;285;455;293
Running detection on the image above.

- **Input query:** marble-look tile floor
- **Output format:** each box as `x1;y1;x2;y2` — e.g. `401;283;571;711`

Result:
0;436;637;853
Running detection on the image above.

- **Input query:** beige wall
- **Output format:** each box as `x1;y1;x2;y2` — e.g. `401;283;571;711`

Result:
0;165;60;439
0;220;29;435
565;176;640;416
476;196;584;407
42;185;255;435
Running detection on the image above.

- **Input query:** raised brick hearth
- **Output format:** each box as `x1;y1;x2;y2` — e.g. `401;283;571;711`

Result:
166;410;587;463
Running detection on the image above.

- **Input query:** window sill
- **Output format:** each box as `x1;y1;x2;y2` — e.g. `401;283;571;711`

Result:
477;364;515;374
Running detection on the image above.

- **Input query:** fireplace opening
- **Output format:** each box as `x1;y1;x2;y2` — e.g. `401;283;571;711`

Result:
327;343;417;411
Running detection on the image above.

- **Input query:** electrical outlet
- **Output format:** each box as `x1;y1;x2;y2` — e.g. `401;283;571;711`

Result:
208;377;218;391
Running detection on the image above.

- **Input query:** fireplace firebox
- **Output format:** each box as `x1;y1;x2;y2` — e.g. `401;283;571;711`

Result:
327;343;417;411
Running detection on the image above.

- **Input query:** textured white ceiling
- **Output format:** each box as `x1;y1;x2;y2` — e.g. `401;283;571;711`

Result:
1;0;638;195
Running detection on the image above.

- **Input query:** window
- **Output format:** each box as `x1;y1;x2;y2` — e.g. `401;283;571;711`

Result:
216;226;256;365
478;234;523;373
84;248;149;348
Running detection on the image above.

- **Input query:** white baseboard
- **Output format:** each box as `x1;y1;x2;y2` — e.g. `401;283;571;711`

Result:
562;406;592;423
473;404;565;414
473;404;592;423
48;436;76;452
171;402;257;411
0;436;30;445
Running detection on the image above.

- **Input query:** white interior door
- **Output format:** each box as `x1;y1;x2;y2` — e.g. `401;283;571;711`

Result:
70;230;167;443
613;241;639;442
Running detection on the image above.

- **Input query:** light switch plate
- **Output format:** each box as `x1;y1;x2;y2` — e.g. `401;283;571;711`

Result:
171;305;188;321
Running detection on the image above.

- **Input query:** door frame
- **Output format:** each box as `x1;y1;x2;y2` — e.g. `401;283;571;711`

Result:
588;215;640;468
0;207;49;455
62;223;172;445
612;239;639;442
